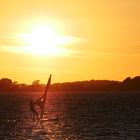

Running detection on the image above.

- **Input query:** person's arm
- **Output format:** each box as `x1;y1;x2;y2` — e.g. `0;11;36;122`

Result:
34;95;44;104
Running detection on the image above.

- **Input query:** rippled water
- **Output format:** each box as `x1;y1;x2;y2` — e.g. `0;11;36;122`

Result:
0;91;140;140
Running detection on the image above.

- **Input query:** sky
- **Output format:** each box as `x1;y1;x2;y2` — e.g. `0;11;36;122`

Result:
0;0;140;84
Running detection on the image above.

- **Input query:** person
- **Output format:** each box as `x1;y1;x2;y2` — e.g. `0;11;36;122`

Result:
29;100;38;120
34;94;46;119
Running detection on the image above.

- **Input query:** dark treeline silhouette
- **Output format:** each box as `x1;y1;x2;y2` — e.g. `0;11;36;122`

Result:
0;76;140;92
0;78;45;92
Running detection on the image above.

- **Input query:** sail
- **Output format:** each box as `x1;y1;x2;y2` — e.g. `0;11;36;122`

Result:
35;74;52;119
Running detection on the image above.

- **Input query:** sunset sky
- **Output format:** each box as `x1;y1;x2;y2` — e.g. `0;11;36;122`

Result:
0;0;140;84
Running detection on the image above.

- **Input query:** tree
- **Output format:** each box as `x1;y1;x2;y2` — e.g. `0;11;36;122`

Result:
0;78;13;91
123;77;131;84
32;80;40;85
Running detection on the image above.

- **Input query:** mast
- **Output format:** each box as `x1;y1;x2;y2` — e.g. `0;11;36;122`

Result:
41;74;52;119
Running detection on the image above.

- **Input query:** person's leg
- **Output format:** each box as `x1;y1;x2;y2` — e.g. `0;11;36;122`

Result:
35;111;38;120
32;109;38;120
40;108;44;119
40;110;43;119
33;113;35;121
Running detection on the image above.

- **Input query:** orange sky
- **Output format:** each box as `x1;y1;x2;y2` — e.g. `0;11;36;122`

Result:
0;0;140;84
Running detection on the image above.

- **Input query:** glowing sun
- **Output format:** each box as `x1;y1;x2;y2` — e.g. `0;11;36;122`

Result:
21;25;70;56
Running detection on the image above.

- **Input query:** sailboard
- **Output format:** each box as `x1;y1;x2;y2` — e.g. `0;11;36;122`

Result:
34;74;52;119
40;117;59;122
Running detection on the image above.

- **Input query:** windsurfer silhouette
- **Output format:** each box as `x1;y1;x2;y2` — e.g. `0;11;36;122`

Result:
29;99;38;120
34;95;45;119
34;74;52;119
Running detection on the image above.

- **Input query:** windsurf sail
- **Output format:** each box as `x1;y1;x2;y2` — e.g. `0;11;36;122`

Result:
35;74;52;119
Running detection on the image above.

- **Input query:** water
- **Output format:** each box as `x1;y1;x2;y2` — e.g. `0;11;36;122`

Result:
0;91;140;140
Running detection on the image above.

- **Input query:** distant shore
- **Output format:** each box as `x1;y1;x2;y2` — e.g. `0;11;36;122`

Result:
0;76;140;92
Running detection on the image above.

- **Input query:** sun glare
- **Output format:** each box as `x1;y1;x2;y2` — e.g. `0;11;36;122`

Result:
21;25;70;56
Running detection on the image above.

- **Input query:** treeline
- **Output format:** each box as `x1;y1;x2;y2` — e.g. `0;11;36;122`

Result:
0;76;140;92
0;79;45;92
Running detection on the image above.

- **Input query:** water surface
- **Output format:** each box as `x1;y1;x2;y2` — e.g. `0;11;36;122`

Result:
0;91;140;139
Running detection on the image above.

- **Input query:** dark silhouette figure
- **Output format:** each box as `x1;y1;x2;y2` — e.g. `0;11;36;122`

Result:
30;100;38;120
34;74;52;119
34;96;45;119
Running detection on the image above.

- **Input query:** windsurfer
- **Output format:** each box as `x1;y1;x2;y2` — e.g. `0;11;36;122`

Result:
30;74;52;119
29;99;38;120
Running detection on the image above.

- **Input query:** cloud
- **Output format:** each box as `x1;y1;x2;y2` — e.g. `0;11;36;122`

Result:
0;32;86;57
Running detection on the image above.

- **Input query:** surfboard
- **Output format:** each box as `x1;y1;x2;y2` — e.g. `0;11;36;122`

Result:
40;117;58;122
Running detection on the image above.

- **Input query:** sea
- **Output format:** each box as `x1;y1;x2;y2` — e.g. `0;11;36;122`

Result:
0;91;140;140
